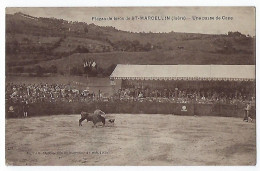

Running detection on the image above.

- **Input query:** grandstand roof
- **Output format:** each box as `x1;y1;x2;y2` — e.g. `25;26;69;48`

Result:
110;64;255;81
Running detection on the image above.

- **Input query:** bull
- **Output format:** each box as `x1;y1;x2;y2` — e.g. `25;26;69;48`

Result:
79;110;106;127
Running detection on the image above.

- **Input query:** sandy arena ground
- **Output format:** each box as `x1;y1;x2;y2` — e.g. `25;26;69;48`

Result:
5;114;256;166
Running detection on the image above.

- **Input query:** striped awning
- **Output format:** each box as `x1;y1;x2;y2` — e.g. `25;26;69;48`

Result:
110;65;255;81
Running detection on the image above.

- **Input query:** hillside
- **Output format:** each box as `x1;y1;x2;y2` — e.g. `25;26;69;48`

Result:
6;12;255;77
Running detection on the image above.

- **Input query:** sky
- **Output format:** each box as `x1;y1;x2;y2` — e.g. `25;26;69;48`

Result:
6;7;256;36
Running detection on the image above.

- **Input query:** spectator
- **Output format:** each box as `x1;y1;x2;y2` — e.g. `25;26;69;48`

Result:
243;103;251;122
23;101;29;117
5;82;254;106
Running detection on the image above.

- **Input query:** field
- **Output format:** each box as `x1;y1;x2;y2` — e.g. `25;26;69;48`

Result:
5;114;256;166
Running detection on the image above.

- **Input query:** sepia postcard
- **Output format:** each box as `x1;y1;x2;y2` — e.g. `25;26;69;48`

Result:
5;7;256;166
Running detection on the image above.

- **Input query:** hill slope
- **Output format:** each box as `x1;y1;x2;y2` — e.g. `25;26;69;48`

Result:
6;12;255;76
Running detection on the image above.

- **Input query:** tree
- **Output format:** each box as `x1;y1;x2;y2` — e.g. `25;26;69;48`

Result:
34;65;44;76
14;66;24;73
48;65;57;73
70;67;78;75
6;45;11;54
76;45;89;53
131;40;140;51
12;40;19;54
70;66;83;76
103;64;117;76
84;26;88;33
227;31;246;37
144;43;152;51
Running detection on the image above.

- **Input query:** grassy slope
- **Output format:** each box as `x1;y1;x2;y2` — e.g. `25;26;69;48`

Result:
5;13;256;74
25;49;254;74
53;36;113;53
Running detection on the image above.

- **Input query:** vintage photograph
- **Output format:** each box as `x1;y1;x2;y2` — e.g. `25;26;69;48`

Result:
5;7;256;165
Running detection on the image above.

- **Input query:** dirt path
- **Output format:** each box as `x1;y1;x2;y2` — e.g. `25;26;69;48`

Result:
5;114;256;165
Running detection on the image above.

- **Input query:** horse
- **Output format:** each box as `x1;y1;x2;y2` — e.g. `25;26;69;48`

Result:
79;111;105;127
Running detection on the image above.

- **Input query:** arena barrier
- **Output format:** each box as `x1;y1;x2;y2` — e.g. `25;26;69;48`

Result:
6;101;255;118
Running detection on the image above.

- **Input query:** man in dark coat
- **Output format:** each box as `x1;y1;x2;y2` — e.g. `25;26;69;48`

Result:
23;101;29;117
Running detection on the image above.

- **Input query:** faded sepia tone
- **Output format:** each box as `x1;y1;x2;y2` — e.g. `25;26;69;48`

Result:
5;7;256;166
6;7;255;35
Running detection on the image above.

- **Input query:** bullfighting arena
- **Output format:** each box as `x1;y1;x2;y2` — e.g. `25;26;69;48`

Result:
5;114;256;166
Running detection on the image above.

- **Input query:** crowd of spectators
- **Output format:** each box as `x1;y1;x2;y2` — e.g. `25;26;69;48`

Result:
115;87;255;105
6;83;255;106
5;83;98;104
